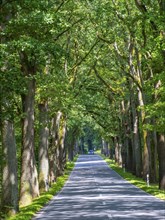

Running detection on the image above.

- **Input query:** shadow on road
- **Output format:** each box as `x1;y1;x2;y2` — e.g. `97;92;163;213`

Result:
33;155;165;220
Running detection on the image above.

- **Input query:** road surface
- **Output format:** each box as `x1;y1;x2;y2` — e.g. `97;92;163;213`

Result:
33;155;165;219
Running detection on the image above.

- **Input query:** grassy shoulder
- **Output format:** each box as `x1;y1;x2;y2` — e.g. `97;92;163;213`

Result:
7;157;78;220
97;152;165;201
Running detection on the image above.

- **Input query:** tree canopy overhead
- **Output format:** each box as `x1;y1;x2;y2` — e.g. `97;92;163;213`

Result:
0;0;165;216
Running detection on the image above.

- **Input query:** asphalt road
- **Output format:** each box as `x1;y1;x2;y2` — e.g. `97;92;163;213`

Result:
33;155;165;220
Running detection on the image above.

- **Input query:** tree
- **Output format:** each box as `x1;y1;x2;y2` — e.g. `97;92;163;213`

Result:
38;101;49;193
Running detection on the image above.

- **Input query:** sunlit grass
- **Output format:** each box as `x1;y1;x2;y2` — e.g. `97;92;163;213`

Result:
98;152;165;201
6;158;77;220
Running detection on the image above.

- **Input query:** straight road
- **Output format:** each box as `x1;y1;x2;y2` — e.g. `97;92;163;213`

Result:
33;155;165;220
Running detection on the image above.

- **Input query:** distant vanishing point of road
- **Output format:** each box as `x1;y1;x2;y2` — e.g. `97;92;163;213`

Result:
33;155;165;220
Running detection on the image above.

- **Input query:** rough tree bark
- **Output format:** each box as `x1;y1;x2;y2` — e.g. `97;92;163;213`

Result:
49;111;62;183
135;47;151;180
19;78;39;206
114;136;122;166
102;139;109;156
38;101;49;193
56;114;67;177
1;120;19;215
67;127;78;161
128;78;142;177
0;3;18;215
121;100;133;171
128;35;143;177
49;117;56;184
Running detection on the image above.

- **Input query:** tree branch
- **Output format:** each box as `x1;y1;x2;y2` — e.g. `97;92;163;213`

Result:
71;39;99;71
55;0;70;14
134;0;157;32
134;0;147;13
97;34;113;45
54;18;84;42
93;66;116;96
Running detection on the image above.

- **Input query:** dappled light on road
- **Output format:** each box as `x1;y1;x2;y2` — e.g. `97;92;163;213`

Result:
33;155;165;220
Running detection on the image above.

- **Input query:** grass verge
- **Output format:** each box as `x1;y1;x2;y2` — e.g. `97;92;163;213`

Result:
98;152;165;201
7;157;78;220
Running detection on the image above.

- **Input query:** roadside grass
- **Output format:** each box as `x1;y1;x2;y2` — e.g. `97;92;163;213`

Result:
6;158;77;220
98;152;165;201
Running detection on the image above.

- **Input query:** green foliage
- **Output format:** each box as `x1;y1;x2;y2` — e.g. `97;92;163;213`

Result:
6;160;76;220
1;0;165;216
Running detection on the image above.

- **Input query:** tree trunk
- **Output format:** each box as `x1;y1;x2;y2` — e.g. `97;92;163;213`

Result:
109;138;114;159
101;138;104;155
49;117;56;184
129;78;142;176
74;140;79;156
19;78;39;206
121;100;130;169
68;137;75;162
153;129;158;182
137;87;150;179
38;101;49;193
67;128;78;161
63;138;67;169
56;119;66;176
0;8;19;214
157;133;165;190
56;115;67;177
102;139;109;156
127;138;133;172
114;136;122;166
136;44;152;179
128;36;143;177
68;144;74;161
80;137;85;154
49;111;62;183
126;105;133;172
149;130;157;183
61;123;67;168
1;120;19;215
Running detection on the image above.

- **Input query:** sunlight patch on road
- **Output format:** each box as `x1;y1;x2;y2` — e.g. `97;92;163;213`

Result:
76;160;106;165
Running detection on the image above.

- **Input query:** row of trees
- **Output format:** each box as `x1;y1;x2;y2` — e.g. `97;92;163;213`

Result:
0;0;88;216
94;0;165;189
0;0;165;217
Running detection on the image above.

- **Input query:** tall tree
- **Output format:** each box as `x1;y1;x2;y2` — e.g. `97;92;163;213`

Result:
19;72;39;206
38;101;49;193
1;119;18;215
